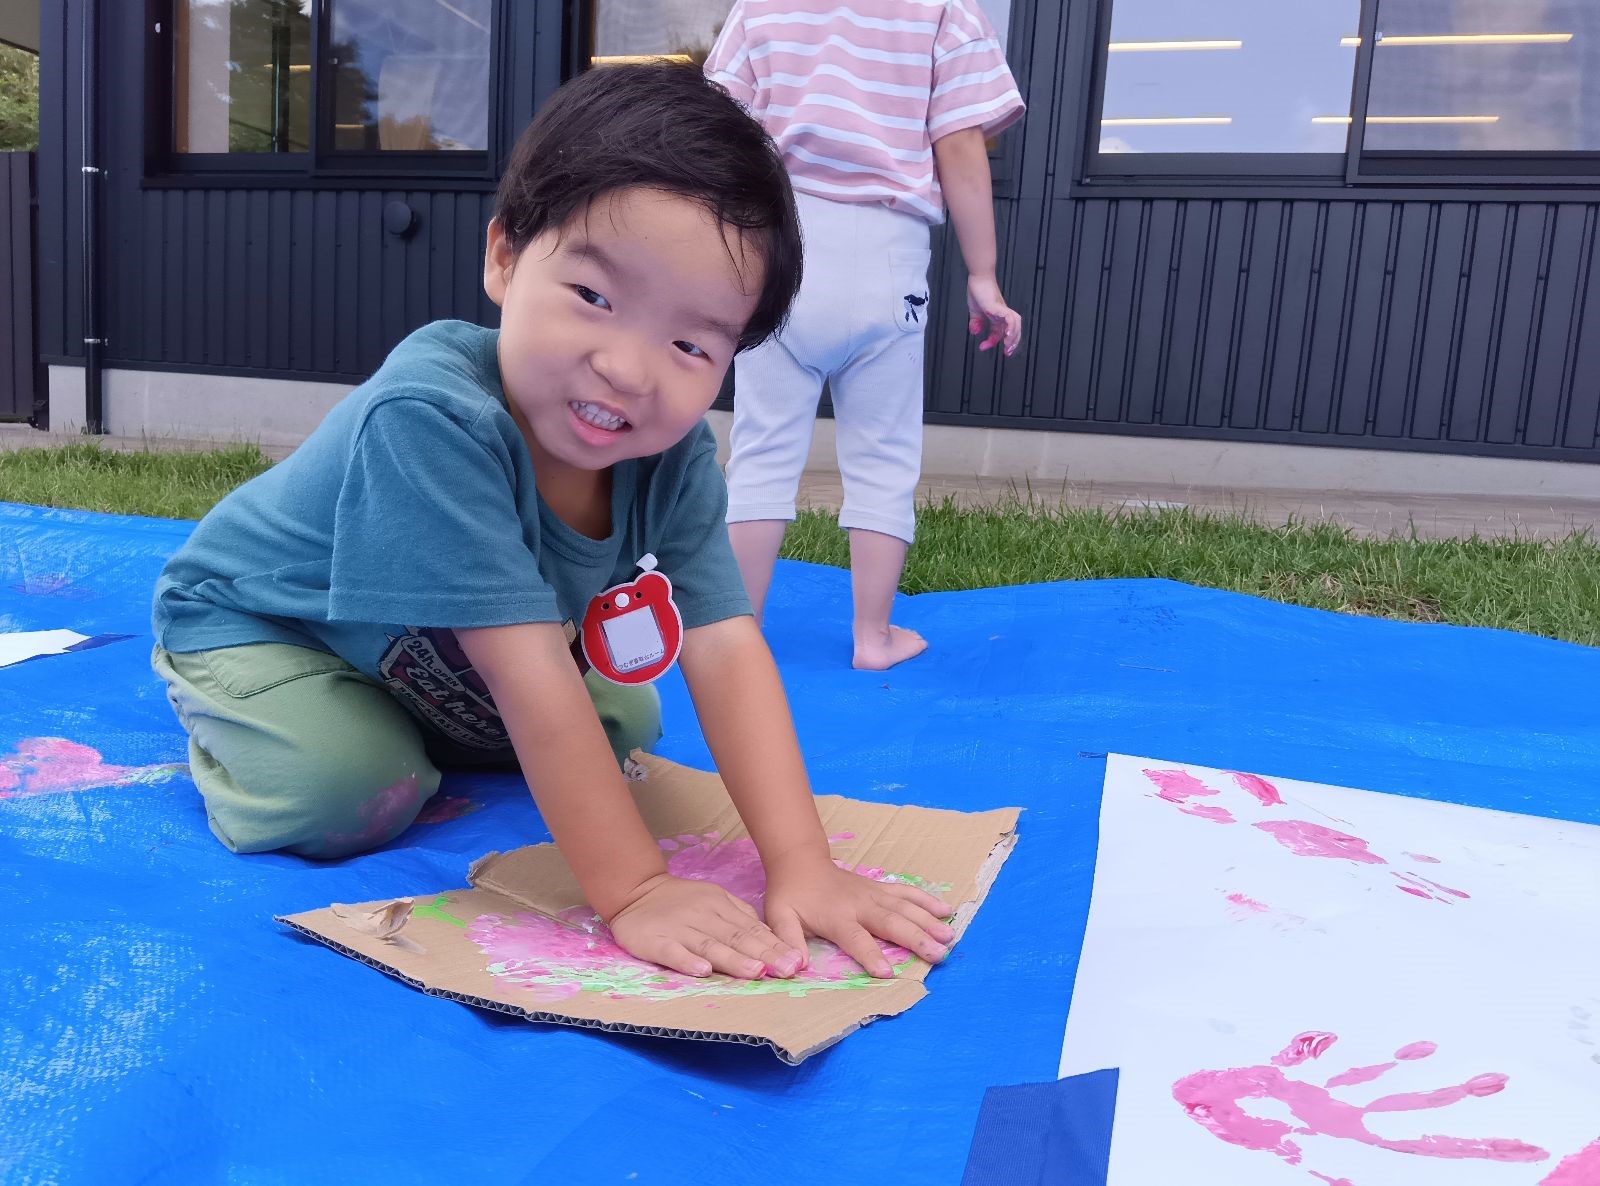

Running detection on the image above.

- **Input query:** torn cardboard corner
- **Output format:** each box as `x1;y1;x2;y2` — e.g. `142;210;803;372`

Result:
279;753;1021;1064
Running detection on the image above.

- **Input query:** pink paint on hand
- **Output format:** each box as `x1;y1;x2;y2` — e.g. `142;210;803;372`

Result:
1541;1138;1600;1185
1174;1033;1550;1174
1253;820;1387;865
1228;771;1285;807
1273;1031;1338;1067
0;737;185;800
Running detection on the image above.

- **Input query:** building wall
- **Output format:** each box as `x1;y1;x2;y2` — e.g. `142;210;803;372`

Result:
34;0;1600;465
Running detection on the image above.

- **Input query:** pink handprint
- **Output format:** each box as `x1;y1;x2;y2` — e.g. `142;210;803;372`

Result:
1140;768;1471;902
1173;1031;1550;1182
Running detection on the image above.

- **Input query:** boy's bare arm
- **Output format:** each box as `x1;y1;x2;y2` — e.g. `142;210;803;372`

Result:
456;621;801;979
932;126;1023;356
456;622;668;915
680;616;956;976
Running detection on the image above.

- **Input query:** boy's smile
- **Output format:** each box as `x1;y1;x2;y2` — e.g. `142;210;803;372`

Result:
484;188;763;522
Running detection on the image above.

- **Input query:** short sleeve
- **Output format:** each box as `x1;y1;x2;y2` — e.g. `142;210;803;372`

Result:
327;397;561;628
928;0;1025;141
646;434;753;631
703;1;758;110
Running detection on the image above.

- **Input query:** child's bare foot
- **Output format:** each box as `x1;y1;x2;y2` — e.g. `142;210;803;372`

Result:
852;624;928;670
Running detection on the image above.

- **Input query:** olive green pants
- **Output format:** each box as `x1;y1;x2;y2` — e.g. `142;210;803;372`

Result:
152;642;660;859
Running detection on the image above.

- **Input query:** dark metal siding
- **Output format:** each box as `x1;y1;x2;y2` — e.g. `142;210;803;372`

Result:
32;0;1600;464
1;152;39;420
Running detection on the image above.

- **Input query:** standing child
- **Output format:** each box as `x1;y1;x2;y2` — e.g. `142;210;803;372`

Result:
706;0;1025;670
150;64;954;983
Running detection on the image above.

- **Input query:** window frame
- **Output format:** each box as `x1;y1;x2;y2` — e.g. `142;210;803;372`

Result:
146;0;505;187
1078;0;1600;188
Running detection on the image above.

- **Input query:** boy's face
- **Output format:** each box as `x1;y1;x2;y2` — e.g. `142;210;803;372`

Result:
484;188;762;477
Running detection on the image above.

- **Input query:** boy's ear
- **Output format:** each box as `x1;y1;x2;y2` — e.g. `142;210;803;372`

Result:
483;218;515;308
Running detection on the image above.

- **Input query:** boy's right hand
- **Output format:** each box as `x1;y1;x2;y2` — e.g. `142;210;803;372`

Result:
607;873;805;980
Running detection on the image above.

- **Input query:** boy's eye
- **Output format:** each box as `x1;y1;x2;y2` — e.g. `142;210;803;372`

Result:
574;285;611;310
674;340;708;359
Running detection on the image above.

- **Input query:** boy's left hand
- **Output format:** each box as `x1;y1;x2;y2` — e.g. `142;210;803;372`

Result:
762;858;956;978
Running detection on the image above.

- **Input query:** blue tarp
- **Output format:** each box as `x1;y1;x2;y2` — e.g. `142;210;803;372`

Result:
4;499;1598;1186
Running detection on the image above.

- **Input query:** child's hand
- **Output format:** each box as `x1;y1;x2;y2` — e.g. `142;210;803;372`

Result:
607;873;805;980
763;859;955;978
966;274;1023;357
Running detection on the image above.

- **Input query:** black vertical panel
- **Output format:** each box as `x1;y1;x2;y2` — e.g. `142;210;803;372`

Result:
1158;201;1211;427
334;192;361;374
996;198;1042;419
142;190;163;362
1485;205;1550;445
1564;227;1600;451
183;190;205;365
1;155;31;418
1194;201;1247;429
311;191;337;374
1261;203;1319;433
1229;202;1284;431
358;191;384;373
1016;0;1064;202
1408;203;1470;441
457;193;483;321
1091;200;1143;422
380;192;407;364
289;191;314;371
1299;203;1356;435
406;193;432;335
1336;203;1394;438
268;191;294;372
35;2;68;359
243;190;268;364
1372;203;1432;440
203;191;226;366
1448;204;1510;442
164;193;186;364
1525;205;1591;448
1125;199;1176;425
1027;199;1075;420
1059;200;1106;421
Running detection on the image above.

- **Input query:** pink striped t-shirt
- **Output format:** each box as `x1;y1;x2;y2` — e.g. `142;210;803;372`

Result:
704;0;1024;224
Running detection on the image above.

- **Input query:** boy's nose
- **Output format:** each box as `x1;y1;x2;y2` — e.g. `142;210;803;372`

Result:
591;339;654;399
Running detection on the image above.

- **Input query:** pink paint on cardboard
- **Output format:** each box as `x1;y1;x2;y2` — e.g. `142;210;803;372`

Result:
0;737;185;799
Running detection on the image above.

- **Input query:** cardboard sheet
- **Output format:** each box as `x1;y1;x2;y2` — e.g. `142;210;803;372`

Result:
1060;754;1600;1186
282;753;1020;1063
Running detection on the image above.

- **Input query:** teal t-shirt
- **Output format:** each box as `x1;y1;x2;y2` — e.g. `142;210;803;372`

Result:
152;320;751;750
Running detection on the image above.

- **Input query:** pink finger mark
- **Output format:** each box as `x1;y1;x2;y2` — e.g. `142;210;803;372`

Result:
1366;1073;1508;1113
1182;804;1237;823
1228;771;1285;807
1325;1062;1397;1089
1274;1032;1338;1067
1396;1041;1438;1060
1143;768;1237;824
1254;820;1388;864
1405;852;1442;864
1309;1175;1355;1186
1225;893;1270;914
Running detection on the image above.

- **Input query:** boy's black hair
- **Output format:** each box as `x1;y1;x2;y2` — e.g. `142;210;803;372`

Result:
495;62;803;353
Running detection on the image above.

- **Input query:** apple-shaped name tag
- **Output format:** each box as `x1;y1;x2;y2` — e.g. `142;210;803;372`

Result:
580;553;684;686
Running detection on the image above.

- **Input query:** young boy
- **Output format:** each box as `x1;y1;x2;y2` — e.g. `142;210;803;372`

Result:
706;0;1025;670
150;63;952;983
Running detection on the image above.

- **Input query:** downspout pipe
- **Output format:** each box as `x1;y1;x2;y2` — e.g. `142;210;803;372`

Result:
79;0;104;434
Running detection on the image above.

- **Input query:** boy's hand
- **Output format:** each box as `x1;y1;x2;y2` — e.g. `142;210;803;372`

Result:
966;274;1022;357
763;858;956;978
608;873;805;980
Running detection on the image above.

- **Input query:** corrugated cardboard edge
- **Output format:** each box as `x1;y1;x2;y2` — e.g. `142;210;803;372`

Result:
275;913;911;1064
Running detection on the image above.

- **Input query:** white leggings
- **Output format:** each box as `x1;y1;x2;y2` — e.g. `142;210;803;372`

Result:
725;191;931;544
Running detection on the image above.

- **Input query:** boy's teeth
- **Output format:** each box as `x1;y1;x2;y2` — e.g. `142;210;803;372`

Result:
571;401;627;430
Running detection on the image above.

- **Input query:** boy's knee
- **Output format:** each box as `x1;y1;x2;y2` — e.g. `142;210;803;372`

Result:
199;742;441;860
584;671;662;766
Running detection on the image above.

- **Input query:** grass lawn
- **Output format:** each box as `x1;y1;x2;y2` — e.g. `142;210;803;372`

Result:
4;442;1597;648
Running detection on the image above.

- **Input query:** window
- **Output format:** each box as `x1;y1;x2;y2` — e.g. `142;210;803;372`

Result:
1361;0;1600;165
1086;0;1600;181
1089;0;1363;175
168;0;494;175
581;0;728;67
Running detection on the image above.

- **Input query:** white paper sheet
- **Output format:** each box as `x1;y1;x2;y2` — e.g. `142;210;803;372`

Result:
0;629;91;669
1060;754;1600;1186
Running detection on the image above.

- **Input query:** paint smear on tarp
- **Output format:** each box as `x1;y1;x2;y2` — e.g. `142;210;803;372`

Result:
469;833;925;1002
0;737;185;800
